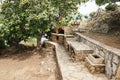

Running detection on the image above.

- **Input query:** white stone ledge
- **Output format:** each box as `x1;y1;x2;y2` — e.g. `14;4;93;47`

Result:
51;33;64;36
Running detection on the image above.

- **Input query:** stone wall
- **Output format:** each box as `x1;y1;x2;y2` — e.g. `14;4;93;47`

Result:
55;26;73;35
75;32;120;80
64;26;73;35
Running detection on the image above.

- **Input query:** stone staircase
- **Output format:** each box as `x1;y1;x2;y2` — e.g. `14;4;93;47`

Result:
64;35;106;74
50;33;108;80
54;43;108;80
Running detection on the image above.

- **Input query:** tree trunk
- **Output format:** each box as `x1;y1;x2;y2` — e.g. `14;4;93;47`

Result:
37;31;45;49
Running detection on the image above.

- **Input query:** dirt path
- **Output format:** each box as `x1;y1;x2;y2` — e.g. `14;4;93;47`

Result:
0;48;58;80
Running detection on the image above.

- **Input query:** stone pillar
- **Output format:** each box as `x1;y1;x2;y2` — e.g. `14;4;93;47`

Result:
64;37;67;49
58;35;64;44
52;34;57;42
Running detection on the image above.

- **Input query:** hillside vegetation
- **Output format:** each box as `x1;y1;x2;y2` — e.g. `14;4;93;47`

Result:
83;6;120;38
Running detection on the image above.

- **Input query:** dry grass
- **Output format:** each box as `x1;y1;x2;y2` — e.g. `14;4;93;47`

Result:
20;37;37;47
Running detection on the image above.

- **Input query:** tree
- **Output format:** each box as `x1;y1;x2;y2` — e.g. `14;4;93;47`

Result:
0;0;87;49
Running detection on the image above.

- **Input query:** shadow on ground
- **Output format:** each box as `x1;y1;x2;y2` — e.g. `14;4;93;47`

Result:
0;44;45;61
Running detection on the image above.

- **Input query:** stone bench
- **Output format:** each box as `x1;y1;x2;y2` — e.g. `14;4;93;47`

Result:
69;42;93;62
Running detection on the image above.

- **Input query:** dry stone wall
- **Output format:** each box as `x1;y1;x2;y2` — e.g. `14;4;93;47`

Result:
76;32;120;80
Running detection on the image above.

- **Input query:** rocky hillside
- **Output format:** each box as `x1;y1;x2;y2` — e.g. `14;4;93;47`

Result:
85;8;120;37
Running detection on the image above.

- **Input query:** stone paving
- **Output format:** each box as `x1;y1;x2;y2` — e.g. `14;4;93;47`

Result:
54;43;108;80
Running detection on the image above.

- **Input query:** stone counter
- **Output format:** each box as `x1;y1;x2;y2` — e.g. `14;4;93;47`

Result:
51;33;64;44
69;41;93;62
75;32;120;80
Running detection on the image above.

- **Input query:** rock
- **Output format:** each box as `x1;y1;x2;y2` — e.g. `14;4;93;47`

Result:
106;60;112;79
113;55;119;64
4;54;8;57
93;23;109;33
47;68;54;73
40;61;45;65
86;8;120;34
99;51;105;58
33;52;37;55
112;63;117;75
96;67;100;71
90;66;95;71
100;23;109;33
68;66;76;71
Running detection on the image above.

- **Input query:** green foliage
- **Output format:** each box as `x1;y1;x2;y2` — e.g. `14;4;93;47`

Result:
0;0;85;47
95;0;119;6
0;24;8;48
0;0;56;46
0;40;6;49
105;3;118;11
84;15;88;19
89;12;96;18
20;37;37;47
51;0;86;25
76;14;82;20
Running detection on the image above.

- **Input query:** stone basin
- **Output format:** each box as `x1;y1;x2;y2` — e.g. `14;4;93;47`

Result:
88;54;104;64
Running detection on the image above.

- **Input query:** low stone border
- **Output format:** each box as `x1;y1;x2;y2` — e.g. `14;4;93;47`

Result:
44;41;63;80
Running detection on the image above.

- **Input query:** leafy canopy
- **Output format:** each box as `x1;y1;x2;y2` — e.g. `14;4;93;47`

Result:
0;0;87;46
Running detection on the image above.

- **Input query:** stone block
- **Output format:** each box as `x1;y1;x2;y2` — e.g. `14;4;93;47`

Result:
58;36;64;44
112;63;117;76
113;55;119;64
88;54;104;64
99;50;105;58
85;57;105;74
52;35;57;42
106;60;112;79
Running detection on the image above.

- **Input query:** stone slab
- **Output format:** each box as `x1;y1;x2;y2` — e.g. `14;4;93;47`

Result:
70;42;93;51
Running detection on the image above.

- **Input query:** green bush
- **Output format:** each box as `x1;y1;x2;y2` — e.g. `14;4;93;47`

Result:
105;3;118;11
0;40;6;49
90;12;96;18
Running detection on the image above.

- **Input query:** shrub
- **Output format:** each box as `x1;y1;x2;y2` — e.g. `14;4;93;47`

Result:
0;40;6;49
105;3;118;11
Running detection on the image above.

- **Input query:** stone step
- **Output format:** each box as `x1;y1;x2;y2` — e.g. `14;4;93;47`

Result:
54;43;108;80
